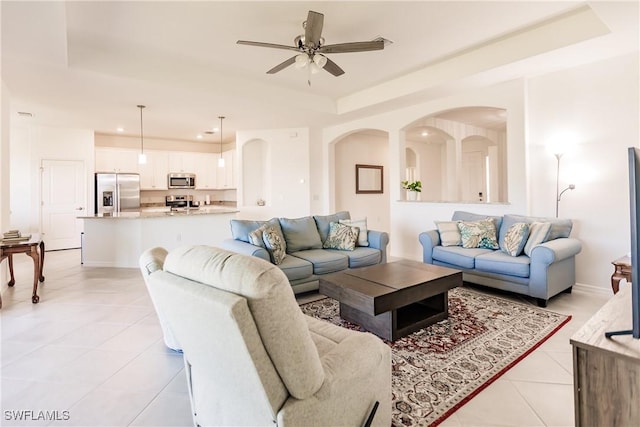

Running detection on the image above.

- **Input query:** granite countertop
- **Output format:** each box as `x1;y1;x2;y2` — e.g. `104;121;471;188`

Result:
79;206;238;219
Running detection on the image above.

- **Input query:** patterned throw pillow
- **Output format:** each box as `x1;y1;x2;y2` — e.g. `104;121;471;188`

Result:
262;224;287;265
435;221;462;246
248;224;267;248
501;222;530;257
339;218;369;246
524;222;552;257
323;222;358;251
457;219;499;249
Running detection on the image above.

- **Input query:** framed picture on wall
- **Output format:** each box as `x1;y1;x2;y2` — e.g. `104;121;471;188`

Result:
355;164;383;194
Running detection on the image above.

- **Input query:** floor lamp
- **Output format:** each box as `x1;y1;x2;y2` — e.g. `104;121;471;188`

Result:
555;152;575;217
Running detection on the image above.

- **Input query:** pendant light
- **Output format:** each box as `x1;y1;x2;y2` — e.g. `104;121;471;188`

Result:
137;105;147;164
218;116;225;168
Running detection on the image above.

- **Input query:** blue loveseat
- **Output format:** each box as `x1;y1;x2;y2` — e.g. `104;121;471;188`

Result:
419;211;582;307
221;211;389;294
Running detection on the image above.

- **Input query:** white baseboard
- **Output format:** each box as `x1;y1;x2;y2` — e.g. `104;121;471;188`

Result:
574;282;612;296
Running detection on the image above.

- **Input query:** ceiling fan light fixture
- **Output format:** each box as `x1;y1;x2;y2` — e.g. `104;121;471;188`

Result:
295;53;310;68
313;54;327;68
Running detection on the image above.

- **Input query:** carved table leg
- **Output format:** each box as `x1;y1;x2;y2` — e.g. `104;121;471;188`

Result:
38;241;45;282
611;274;623;294
26;247;40;304
8;254;15;287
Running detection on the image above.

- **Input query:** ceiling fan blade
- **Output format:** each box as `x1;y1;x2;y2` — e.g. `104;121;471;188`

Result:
305;11;324;47
237;40;299;52
266;56;297;74
319;40;384;54
323;57;345;76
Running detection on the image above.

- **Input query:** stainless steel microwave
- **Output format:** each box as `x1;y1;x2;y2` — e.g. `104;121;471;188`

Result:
168;173;196;189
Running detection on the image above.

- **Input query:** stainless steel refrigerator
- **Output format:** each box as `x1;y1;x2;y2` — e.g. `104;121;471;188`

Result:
95;173;140;214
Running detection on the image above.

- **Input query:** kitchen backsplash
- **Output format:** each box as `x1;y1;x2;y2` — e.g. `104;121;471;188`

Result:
140;189;236;207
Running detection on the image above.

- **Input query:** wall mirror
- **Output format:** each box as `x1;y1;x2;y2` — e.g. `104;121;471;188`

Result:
356;164;384;194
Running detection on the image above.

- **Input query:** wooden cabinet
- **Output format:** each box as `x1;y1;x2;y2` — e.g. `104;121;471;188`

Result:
168;152;198;174
216;149;236;189
571;286;640;427
139;150;169;190
95;148;139;173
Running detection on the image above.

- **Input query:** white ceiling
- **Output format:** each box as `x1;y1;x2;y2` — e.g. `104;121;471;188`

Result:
1;1;638;143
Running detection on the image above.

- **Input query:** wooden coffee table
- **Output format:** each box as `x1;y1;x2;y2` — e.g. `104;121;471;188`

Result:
319;259;462;341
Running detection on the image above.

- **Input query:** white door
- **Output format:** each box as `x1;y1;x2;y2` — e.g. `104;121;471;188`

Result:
461;151;486;202
41;159;86;250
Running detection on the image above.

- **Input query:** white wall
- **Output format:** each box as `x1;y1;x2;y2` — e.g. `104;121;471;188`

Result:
10;124;94;234
1;81;11;295
527;52;639;290
236;127;311;220
334;131;390;233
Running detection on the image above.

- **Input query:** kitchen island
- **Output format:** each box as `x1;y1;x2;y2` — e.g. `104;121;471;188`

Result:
80;207;238;268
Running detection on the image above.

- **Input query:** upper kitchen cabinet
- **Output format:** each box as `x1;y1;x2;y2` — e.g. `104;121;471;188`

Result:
95;147;139;174
194;153;218;189
168;152;198;174
139;150;169;190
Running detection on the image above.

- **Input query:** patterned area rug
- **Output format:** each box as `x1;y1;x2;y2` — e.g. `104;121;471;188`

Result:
299;286;571;426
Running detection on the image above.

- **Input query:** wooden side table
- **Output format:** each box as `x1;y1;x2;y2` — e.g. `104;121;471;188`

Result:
611;255;631;294
0;234;45;306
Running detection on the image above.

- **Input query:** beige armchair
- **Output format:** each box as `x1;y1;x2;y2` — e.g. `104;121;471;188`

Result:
140;245;391;426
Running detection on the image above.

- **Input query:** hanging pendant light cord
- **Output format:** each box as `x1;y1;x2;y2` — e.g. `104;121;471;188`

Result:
138;105;145;154
218;116;225;159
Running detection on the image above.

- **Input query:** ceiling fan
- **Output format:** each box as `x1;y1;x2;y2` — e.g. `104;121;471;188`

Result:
237;10;384;82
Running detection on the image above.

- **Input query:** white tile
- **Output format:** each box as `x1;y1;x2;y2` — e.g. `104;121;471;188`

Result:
163;367;189;394
512;380;575;427
96;323;162;353
454;379;545;426
1;344;89;381
128;390;193;426
54;322;130;348
45;349;140;385
501;349;573;384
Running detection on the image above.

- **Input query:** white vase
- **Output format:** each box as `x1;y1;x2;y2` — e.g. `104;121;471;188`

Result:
407;191;417;201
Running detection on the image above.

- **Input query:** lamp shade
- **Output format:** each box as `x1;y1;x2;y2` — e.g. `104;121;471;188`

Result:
295;53;310;69
313;54;327;68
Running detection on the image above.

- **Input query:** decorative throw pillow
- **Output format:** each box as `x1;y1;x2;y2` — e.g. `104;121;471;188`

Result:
524;222;552;257
323;222;358;251
435;221;462;246
248;224;267;248
501;222;530;257
457;219;499;249
339;218;369;246
262;224;287;265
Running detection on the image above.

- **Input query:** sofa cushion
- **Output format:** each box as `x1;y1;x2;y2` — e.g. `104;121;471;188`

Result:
262;224;287;265
475;251;531;278
435;220;462;246
278;254;314;281
313;211;351;243
501;222;530;257
231;218;279;243
500;214;572;244
248;224;267;248
323;222;358;251
432;246;494;269
458;219;499;249
279;216;323;253
452;211;503;234
290;249;349;275
339;218;369;246
524;222;552;257
325;247;381;268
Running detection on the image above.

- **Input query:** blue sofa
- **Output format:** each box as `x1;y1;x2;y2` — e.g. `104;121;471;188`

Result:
221;211;389;294
419;211;582;307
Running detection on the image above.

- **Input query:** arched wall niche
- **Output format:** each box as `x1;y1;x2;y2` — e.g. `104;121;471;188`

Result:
330;128;391;233
402;106;507;203
242;138;269;207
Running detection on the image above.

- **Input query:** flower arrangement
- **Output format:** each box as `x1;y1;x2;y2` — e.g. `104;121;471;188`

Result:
401;180;422;192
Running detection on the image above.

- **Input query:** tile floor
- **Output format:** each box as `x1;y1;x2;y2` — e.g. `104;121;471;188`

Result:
1;249;610;426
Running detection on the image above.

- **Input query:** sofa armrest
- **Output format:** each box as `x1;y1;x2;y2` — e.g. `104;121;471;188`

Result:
219;239;270;262
530;238;582;265
418;230;440;264
368;230;390;263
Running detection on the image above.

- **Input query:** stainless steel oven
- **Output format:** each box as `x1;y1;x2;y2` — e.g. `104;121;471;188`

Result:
168;173;195;189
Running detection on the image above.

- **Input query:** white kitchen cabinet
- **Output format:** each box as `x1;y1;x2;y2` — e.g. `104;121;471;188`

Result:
139;150;169;190
168;151;198;173
216;149;236;189
95;147;139;173
195;153;218;189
